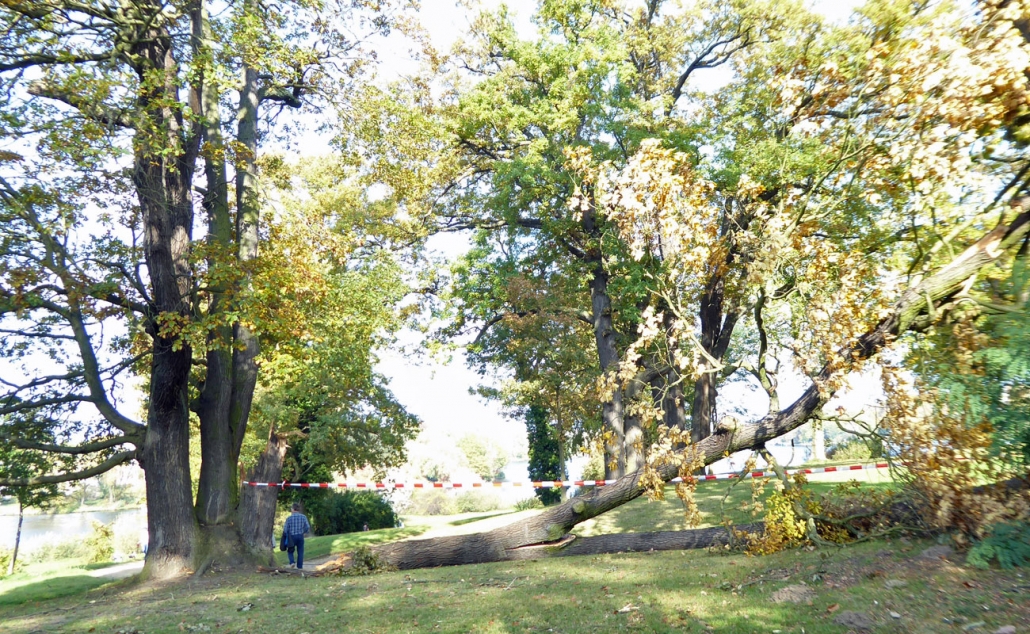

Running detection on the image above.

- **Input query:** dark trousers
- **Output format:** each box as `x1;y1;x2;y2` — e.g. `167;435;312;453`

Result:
287;535;305;568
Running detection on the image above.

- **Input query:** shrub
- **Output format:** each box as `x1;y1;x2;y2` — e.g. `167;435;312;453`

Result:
828;437;883;462
967;521;1030;569
453;491;501;513
84;521;114;563
514;496;543;511
342;546;395;576
27;538;89;563
0;548;12;576
405;490;457;516
306;491;397;535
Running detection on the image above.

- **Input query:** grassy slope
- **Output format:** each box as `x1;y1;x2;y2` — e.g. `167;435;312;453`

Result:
3;538;1028;633
21;467;1028;634
0;559;131;608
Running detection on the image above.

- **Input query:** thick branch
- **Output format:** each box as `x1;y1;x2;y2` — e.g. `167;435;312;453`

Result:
0;450;134;487
4;434;139;455
27;80;133;127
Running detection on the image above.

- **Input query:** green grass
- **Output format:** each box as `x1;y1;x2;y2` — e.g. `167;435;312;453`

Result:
3;537;1028;633
273;526;427;565
573;470;896;536
449;511;518;526
0;558;127;607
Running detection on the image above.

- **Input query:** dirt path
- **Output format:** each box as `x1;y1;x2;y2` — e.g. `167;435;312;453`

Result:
88;561;143;580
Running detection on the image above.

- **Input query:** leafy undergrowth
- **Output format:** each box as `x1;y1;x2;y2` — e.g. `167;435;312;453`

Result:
3;538;1028;634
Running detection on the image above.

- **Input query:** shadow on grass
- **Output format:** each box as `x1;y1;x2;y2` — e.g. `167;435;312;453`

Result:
0;574;115;608
449;511;517;526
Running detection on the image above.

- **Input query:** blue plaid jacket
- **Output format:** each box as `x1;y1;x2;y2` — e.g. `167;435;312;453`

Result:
284;512;310;537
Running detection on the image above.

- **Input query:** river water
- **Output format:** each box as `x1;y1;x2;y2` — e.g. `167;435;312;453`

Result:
0;508;146;554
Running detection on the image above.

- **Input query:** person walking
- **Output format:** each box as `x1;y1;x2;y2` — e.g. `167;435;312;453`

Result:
283;502;311;569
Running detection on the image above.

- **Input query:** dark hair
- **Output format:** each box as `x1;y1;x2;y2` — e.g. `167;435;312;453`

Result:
292;502;301;511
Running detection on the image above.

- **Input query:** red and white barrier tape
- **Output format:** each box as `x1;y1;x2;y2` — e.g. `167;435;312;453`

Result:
243;461;891;490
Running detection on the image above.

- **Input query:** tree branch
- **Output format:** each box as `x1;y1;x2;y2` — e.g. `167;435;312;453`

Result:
0;450;135;487
4;434;139;455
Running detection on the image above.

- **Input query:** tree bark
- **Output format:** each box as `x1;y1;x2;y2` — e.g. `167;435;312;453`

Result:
194;0;237;529
238;429;288;559
130;3;201;578
588;259;628;478
371;205;1030;569
550;525;762;558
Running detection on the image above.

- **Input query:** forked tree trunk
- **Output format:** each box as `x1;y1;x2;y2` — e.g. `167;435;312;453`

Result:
372;206;1030;569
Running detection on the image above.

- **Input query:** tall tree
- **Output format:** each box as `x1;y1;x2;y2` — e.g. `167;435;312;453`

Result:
0;0;407;577
526;405;562;505
0;412;67;575
358;0;1030;567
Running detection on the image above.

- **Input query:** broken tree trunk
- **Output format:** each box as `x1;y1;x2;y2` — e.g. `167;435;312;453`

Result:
238;428;288;561
371;204;1030;570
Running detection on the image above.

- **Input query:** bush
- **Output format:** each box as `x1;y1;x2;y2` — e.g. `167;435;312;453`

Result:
27;538;89;563
84;521;114;563
305;491;397;535
967;521;1030;569
828;437;883;462
453;491;501;513
404;490;457;516
0;548;13;576
514;496;543;511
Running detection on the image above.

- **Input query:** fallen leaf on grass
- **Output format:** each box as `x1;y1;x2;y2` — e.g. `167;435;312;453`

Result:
616;604;639;614
826;603;840;613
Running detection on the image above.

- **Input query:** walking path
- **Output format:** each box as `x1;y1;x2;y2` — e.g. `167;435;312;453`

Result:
89;561;143;580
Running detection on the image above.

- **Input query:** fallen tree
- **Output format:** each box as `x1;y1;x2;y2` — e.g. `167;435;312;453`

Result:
369;202;1030;570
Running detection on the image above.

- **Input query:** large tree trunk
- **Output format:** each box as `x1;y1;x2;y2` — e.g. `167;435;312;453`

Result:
195;35;261;528
238;429;289;559
194;0;237;528
131;5;201;578
588;259;628;478
228;59;262;477
372;206;1030;569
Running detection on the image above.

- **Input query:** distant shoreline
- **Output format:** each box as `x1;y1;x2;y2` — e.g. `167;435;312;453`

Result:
0;504;145;517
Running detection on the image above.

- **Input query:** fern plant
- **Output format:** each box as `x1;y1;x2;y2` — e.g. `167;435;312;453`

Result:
967;521;1030;569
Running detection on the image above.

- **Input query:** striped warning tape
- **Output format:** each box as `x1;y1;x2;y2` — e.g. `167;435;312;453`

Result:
243;461;891;490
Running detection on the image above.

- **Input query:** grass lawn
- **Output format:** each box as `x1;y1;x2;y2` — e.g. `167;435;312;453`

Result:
3;537;1027;633
0;558;131;608
14;467;1021;634
573;467;896;536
